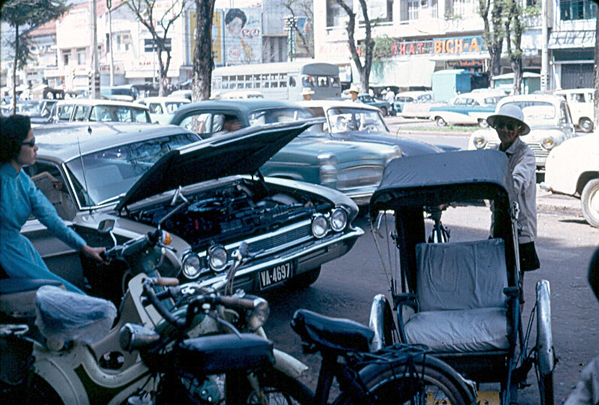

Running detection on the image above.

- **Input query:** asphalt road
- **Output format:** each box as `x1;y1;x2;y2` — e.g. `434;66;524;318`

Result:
261;204;599;404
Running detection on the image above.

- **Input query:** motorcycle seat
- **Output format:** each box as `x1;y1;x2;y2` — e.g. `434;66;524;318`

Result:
291;309;374;353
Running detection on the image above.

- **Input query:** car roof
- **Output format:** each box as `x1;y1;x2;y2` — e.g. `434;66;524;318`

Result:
297;100;381;112
55;99;149;109
173;99;303;116
34;122;197;163
554;88;594;94
137;97;190;103
498;94;565;105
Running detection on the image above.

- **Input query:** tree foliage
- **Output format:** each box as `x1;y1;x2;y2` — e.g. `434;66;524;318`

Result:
335;0;375;93
191;0;215;102
124;0;188;96
1;0;69;113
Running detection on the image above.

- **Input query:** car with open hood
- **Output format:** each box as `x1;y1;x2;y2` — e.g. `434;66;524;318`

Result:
23;121;363;302
468;94;576;170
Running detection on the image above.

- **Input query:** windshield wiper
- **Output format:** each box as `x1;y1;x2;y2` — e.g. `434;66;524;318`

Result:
97;193;126;206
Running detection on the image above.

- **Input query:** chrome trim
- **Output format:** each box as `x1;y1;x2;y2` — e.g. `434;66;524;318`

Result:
369;294;391;352
536;279;554;375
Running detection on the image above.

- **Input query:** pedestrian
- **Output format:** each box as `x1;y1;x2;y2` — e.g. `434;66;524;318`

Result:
0;115;105;293
486;104;540;273
385;87;395;104
348;84;360;103
301;87;315;101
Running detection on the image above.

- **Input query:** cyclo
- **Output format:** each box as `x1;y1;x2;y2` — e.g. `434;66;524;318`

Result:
368;149;555;404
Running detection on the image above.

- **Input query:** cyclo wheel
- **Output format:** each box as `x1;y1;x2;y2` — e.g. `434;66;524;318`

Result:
334;355;475;405
226;368;313;404
536;280;555;405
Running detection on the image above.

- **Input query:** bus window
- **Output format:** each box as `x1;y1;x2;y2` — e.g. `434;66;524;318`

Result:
289;76;297;87
280;81;287;88
317;77;329;87
254;82;261;88
272;82;279;88
245;83;252;89
302;76;315;86
331;77;341;87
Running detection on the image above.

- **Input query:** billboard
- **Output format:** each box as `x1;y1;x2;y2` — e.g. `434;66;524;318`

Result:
222;8;262;65
189;10;224;66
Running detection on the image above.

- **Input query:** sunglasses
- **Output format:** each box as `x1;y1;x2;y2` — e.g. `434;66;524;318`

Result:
21;138;36;148
494;120;520;131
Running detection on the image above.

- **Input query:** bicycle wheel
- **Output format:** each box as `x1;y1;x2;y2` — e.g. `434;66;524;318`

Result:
335;356;475;405
226;368;313;404
536;280;555;405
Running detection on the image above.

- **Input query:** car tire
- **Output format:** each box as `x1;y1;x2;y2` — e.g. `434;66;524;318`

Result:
478;119;489;128
380;107;388;116
581;179;599;228
435;117;447;127
578;117;594;133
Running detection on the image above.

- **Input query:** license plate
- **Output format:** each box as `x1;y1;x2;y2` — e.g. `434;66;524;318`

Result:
259;261;294;289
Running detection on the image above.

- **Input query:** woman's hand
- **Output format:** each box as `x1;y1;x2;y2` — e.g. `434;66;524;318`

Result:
82;245;106;263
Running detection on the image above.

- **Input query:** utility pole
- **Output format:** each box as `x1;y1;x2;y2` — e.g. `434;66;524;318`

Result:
540;0;550;91
285;15;297;62
89;0;100;98
107;0;114;86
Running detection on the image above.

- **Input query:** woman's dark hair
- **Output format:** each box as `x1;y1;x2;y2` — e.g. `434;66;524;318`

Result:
0;114;32;163
225;8;247;27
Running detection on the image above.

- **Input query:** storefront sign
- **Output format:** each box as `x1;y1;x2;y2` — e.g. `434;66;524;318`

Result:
385;35;485;57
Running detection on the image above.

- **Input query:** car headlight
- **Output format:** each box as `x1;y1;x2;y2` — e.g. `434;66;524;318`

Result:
247;298;270;331
311;214;329;238
330;207;348;232
542;136;556;150
318;153;338;187
182;253;201;279
472;135;487;149
208;245;228;272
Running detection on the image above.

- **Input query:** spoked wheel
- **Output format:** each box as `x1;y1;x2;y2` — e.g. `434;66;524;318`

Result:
435;117;447;127
535;279;555;405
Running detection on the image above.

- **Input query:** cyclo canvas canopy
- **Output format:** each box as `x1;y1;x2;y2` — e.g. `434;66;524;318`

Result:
370;149;519;292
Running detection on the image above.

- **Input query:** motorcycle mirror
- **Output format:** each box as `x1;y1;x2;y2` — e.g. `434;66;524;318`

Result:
98;219;115;234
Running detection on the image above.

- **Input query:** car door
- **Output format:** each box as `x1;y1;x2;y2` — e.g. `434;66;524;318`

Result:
21;160;86;289
558;100;575;140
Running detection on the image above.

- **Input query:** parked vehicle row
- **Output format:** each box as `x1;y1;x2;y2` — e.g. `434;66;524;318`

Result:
429;91;504;128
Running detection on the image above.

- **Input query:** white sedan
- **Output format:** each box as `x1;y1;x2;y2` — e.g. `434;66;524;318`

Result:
468;94;576;170
136;97;190;124
541;133;599;228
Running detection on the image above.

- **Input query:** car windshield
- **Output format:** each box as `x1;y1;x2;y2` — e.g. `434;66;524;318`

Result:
326;107;388;133
19;101;44;114
165;101;188;113
247;107;318;135
504;101;556;126
89;105;150;122
65;133;198;207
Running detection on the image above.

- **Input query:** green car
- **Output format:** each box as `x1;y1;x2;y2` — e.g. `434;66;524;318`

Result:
170;99;402;207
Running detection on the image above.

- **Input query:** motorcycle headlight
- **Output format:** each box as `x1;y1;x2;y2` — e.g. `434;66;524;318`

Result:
311;214;329;238
472;135;487;149
208;245;228;272
330;207;348;232
247;298;270;331
542;136;556;150
182;253;201;279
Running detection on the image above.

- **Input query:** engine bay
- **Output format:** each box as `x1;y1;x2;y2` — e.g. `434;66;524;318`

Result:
129;179;331;249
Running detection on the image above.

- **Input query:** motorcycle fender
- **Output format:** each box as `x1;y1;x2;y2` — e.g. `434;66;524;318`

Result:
255;327;308;379
34;346;89;405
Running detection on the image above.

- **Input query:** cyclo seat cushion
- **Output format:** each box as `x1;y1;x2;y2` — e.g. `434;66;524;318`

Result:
291;309;374;353
35;286;117;345
0;279;64;318
404;239;510;353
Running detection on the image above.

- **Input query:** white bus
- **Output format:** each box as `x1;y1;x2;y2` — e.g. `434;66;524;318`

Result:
211;61;341;101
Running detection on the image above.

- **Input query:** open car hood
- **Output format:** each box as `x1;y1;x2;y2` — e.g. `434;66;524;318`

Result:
117;119;321;211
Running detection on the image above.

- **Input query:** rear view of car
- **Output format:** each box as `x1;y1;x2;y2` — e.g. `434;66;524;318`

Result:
54;99;152;124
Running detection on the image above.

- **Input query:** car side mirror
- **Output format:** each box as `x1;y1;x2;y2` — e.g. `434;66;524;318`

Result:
98;219;115;234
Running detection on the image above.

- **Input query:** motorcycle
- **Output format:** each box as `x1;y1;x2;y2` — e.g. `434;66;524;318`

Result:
0;221;308;404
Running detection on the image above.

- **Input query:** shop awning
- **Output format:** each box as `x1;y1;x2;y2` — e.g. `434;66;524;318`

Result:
368;59;436;88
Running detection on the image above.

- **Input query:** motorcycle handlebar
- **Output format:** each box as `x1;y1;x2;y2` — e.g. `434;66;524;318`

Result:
103;229;164;260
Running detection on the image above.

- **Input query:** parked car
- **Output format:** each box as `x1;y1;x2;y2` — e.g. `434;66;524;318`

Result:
135;96;190;124
429;91;503;127
170;99;401;206
299;100;446;156
24;121;363;302
18;99;59;126
541;133;599;227
393;91;433;114
554;88;594;133
468;94;576;170
357;94;392;116
53;99;152;123
169;89;192;101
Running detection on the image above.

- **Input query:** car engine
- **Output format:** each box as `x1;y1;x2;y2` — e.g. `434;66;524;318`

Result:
130;179;331;249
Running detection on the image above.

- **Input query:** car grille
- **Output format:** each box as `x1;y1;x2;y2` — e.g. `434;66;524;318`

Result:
337;165;384;191
486;141;549;160
249;223;312;253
